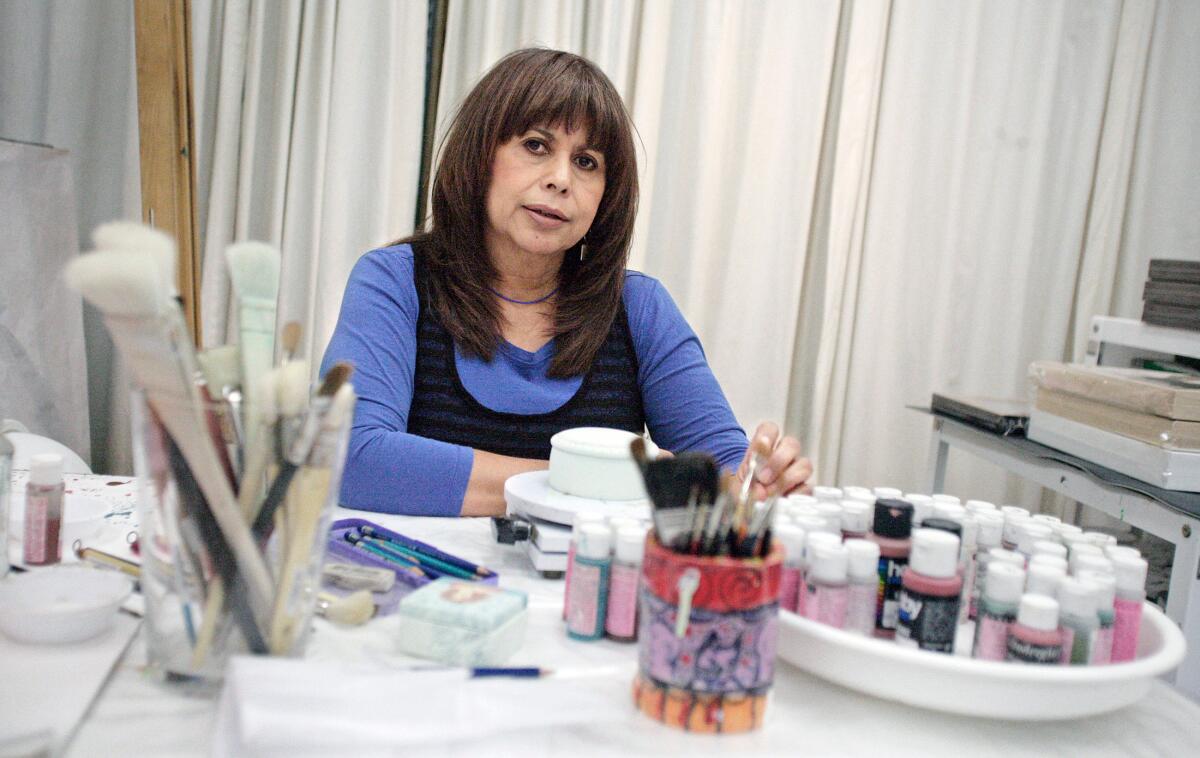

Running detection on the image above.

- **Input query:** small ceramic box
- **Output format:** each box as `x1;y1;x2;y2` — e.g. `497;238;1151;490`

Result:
396;578;528;666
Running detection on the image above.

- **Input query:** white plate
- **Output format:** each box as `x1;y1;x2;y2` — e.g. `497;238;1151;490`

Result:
777;604;1186;720
504;470;650;527
0;565;133;644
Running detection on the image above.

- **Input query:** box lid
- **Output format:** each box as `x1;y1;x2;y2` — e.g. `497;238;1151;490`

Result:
397;578;527;632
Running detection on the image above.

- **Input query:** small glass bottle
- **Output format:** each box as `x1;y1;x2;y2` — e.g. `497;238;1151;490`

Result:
1077;569;1117;665
972;561;1025;661
1057;577;1099;665
23;453;64;566
1006;594;1062;664
566;523;612;641
1110;553;1148;663
0;434;12;577
844;539;881;635
605;526;647;642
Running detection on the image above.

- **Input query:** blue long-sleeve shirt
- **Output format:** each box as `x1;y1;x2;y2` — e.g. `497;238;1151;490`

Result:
320;244;748;515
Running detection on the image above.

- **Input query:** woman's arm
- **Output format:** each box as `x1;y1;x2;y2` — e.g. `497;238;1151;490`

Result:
321;248;543;517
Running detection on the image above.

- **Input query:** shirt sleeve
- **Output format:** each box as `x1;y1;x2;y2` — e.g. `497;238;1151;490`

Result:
319;247;474;516
624;273;749;472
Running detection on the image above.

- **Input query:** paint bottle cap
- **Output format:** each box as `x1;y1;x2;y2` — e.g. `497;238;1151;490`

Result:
786;493;819;509
1025;563;1066;598
1057;577;1098;619
964;499;997;514
1016;523;1054;556
1104;545;1141;562
806;531;842;557
814;502;844;524
975;512;1004;549
1111;553;1148;594
984;562;1026;603
910;528;960;579
839;500;871;535
1071;553;1114;576
1017;593;1060;632
607;516;641;539
1083;531;1118;547
812;486;843;503
1031;514;1062;526
931;493;961;506
796;514;838;536
810;543;849;583
576;522;612;560
572;512;606;538
29;453;63;487
845;538;881;581
933;502;966;522
921;517;962;541
1029;554;1068;574
614;526;648;564
1066;540;1103;561
1076;570;1117;610
1002;514;1031;547
958;515;979;552
842;486;875;504
774;523;807;565
1032;541;1068;560
873;486;903;500
872;499;913;539
988;547;1025;567
1000;505;1031;520
1052;523;1084;539
905;495;933;527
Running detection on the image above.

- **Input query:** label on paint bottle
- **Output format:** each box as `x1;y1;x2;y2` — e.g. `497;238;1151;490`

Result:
780;568;801;613
845;583;876;634
566;561;606;639
895;586;957;653
1111;597;1143;662
604;563;639;640
1059;627;1075;665
973;609;1015;661
1006;635;1061;664
1069;627;1093;665
1092;623;1114;665
876;555;908;632
809;583;848;628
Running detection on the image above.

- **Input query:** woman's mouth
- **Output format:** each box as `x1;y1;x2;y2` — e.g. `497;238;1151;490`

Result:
524;205;568;223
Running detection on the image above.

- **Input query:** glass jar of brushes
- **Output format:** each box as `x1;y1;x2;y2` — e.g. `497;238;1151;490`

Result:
131;366;354;682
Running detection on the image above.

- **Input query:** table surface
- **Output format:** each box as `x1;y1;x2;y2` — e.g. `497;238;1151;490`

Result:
32;480;1200;757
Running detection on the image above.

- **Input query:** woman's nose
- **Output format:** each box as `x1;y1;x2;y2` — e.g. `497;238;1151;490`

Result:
543;155;571;194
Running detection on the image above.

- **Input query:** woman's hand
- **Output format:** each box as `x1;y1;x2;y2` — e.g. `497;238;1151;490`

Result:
736;422;813;499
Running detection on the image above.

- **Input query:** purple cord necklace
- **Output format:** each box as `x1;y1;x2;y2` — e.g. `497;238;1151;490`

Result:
488;286;558;305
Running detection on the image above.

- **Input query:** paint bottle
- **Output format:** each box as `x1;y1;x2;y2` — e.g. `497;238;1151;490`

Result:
1006;594;1062;664
844;539;881;635
964;499;997;516
873;486;902;500
566;522;611;640
1110;552;1148;663
972;561;1025;661
1031;513;1062;527
999;504;1031;522
796;514;838;537
23;453;64;566
563;512;606;620
839;500;870;540
1029;554;1068;576
920;517;962;552
786;493;819;512
930;493;961;506
1084;531;1118;548
1105;545;1142;562
903;494;933;528
896;528;962;653
605;526;646;642
804;542;849;628
869;498;913;638
800;531;842;616
1071;552;1113;577
1052;522;1084;542
1016;522;1054;561
932;501;967;524
955;516;978;625
812;486;843;503
1001;514;1030;551
968;512;1004;620
775;523;807;613
0;434;11;578
1057;577;1099;665
1077;569;1117;665
1025;563;1065;598
813;502;844;532
842;486;875;504
1033;540;1068;561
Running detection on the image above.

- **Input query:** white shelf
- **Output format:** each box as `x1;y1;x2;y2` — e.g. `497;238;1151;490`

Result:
1090;316;1200;363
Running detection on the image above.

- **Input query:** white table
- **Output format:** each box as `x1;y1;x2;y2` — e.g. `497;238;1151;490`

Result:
60;503;1200;756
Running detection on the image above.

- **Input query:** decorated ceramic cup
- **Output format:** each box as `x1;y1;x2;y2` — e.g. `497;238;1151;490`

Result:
632;533;782;733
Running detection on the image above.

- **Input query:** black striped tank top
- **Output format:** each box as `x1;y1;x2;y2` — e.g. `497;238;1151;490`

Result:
406;253;646;460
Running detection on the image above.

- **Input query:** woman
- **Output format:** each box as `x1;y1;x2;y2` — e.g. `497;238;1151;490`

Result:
321;48;812;517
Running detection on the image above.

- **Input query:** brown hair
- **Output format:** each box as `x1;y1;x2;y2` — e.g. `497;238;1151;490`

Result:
402;47;638;378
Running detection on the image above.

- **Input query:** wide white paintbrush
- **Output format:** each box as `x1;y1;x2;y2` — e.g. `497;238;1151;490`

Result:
64;234;275;626
226;242;281;459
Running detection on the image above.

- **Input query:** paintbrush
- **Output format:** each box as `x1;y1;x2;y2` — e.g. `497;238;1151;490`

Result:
631;439;720;551
280;321;302;364
226;241;281;458
64;236;275;625
197;345;244;477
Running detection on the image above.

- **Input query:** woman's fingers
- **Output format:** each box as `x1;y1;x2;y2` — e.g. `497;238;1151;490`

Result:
738;421;780;480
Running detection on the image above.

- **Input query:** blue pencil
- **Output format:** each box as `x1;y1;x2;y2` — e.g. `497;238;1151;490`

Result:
470;667;550;678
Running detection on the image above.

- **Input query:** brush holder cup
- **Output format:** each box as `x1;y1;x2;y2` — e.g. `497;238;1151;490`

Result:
632;534;783;733
131;390;351;682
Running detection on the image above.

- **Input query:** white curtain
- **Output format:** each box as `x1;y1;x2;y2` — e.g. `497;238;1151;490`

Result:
194;0;429;368
434;0;1200;506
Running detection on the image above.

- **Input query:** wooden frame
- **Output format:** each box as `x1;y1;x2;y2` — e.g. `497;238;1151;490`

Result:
133;0;201;344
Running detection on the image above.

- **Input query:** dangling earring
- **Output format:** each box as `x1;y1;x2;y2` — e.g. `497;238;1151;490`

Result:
579;237;589;262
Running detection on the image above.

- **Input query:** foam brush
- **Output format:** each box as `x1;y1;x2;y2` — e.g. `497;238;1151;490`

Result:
63;235;275;625
226;241;281;456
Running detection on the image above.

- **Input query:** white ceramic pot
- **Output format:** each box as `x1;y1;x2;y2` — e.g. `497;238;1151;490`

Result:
547;427;657;502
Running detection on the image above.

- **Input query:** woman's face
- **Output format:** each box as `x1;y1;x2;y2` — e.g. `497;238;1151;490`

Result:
484;123;606;262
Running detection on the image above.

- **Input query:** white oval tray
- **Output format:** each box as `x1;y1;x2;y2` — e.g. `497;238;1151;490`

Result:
777;603;1186;720
504;470;649;527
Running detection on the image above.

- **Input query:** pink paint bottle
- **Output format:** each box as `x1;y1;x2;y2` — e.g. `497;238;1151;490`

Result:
775;523;806;613
870;499;913;638
563;512;606;620
968;512;1005;620
844;539;881;635
1110;553;1148;663
803;542;849;628
1077;569;1116;665
566;523;611;641
1006;594;1062;664
839;500;870;540
896;528;962;653
605;526;646;642
972;562;1025;661
801;531;842;617
23;454;64;566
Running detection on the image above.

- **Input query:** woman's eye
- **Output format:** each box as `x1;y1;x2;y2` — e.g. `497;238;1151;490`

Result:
575;155;598;170
523;139;547;154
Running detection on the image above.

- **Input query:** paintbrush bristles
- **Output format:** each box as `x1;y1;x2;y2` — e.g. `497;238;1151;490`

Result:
226;242;282;303
64;250;169;316
92;221;178;296
281;321;302;362
318;362;353;398
197;345;241;392
277;361;311;418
